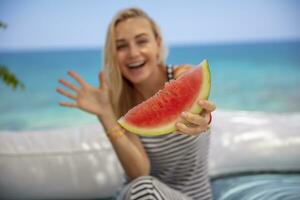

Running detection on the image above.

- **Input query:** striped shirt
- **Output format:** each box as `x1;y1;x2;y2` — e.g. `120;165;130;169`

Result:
117;65;212;200
139;132;211;200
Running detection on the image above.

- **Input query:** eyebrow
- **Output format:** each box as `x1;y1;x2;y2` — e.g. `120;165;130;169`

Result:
135;33;148;39
116;33;149;43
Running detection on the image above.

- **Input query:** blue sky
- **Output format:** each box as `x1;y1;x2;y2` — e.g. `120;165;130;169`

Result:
0;0;300;50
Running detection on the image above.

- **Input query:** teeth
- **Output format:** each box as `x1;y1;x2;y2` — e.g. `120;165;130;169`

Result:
128;61;145;68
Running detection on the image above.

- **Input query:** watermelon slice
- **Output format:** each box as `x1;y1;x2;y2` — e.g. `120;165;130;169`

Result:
118;59;211;136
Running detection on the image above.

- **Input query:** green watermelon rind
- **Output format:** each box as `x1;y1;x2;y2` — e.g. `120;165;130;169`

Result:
118;59;211;136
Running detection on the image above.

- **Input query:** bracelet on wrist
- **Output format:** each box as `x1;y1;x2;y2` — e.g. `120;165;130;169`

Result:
106;125;125;140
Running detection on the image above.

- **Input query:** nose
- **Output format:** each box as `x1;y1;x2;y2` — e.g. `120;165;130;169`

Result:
128;43;140;58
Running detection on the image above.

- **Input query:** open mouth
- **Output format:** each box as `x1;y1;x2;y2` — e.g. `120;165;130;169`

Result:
127;61;146;69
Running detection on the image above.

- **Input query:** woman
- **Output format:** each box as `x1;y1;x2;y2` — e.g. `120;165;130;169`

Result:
57;7;216;200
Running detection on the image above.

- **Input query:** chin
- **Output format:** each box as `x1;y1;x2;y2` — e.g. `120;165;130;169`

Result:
129;77;146;85
128;74;149;85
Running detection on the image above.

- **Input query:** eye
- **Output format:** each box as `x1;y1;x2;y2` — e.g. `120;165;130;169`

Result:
137;38;148;45
116;43;128;50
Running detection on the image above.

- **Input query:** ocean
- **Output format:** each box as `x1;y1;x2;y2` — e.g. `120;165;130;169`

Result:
0;40;300;131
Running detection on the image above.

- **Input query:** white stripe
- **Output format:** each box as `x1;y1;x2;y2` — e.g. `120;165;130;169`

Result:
146;136;196;155
153;189;164;200
131;179;152;189
130;189;153;199
131;184;153;194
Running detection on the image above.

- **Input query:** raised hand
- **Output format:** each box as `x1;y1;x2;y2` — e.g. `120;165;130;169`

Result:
56;70;112;116
175;100;216;135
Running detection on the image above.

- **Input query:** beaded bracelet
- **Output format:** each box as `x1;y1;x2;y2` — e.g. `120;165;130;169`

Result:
106;126;125;140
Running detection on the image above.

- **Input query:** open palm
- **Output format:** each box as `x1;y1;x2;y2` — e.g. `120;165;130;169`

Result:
57;71;111;116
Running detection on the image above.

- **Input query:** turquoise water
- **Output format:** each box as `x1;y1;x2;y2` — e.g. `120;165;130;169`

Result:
211;173;300;200
0;41;300;131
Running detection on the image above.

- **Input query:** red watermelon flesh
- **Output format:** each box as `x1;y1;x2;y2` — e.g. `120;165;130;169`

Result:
118;59;211;136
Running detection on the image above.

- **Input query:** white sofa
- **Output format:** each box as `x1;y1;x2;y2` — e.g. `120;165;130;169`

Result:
1;110;300;199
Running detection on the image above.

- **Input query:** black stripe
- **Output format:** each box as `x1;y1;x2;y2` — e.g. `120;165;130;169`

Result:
166;65;174;81
151;163;208;185
152;185;165;200
131;189;154;199
143;135;192;153
132;193;158;200
148;136;200;159
183;180;210;194
150;143;203;165
147;141;194;160
174;166;207;180
180;152;208;166
145;132;207;154
141;136;174;145
140;133;179;144
131;184;153;195
173;162;197;171
182;174;208;186
190;192;212;200
176;155;201;167
131;179;153;190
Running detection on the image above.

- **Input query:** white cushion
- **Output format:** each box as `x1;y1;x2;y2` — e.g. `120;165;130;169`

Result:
0;124;125;199
209;110;300;177
1;111;300;199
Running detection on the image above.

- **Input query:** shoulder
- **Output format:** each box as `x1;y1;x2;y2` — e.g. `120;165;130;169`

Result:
173;64;193;79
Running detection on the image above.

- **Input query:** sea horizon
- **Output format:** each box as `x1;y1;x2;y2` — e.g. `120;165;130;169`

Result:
1;40;300;131
1;38;299;53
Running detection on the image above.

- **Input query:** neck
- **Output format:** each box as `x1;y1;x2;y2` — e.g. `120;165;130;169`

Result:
134;66;167;103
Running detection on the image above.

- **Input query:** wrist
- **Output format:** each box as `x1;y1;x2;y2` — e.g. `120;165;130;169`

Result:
97;105;114;119
97;108;119;131
106;125;125;140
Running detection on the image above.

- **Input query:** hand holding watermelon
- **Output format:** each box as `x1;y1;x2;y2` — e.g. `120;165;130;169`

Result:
176;99;215;135
57;70;113;116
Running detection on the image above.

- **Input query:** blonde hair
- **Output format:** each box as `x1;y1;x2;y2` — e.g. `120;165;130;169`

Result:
103;7;168;118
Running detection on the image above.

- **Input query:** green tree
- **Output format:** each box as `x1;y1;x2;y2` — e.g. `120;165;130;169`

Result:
0;20;25;90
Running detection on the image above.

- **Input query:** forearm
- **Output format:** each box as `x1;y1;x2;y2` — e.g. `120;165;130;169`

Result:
98;111;150;179
109;131;150;180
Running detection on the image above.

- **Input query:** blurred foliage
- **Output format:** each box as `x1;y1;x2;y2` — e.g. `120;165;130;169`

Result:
0;20;25;90
0;65;25;90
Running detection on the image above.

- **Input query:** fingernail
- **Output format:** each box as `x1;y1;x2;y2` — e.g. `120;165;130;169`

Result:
182;112;188;117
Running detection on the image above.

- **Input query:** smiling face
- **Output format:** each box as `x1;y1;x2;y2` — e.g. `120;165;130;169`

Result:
115;17;161;84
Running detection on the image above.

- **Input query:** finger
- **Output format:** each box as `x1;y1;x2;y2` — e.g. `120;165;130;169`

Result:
59;79;79;92
68;71;87;88
198;100;216;112
59;102;77;108
203;111;212;124
99;71;108;90
181;112;207;126
56;88;76;100
176;122;209;135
